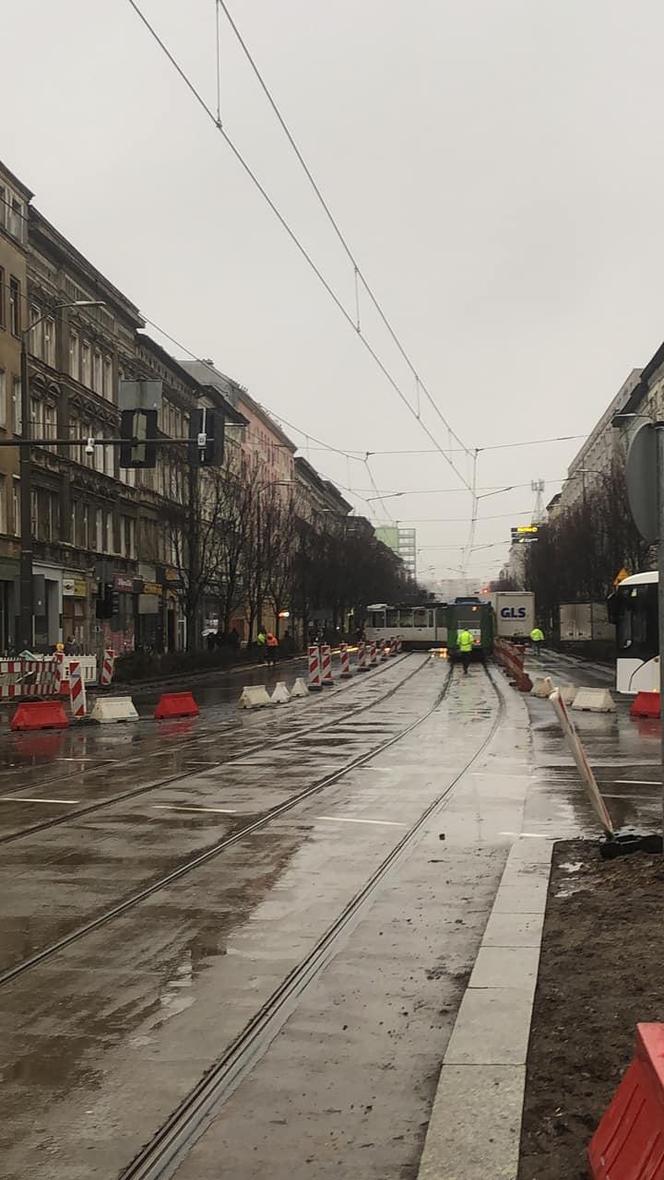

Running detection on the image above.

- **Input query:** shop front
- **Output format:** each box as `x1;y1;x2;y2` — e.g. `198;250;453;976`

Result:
63;573;91;650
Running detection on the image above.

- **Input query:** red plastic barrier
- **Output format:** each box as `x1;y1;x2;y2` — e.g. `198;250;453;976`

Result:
154;691;199;720
10;700;69;731
631;692;661;720
589;1023;664;1178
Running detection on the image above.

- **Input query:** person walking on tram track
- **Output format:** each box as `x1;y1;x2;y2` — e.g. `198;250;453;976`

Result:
530;625;545;658
457;628;474;675
265;631;279;668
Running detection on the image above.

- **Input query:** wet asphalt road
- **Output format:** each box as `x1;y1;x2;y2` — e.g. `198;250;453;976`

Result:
0;648;658;1179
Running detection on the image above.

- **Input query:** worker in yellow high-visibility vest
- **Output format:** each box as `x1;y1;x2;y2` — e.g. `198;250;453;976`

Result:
457;628;474;675
530;626;544;657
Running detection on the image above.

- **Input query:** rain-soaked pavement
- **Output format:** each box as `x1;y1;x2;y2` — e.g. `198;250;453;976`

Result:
0;647;658;1179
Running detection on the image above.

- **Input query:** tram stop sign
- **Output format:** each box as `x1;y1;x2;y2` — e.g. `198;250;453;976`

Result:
626;422;660;544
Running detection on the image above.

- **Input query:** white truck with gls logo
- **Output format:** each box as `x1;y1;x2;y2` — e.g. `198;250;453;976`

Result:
491;592;535;639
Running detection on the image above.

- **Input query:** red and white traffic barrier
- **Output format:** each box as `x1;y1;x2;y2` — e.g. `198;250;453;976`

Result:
100;649;115;687
493;638;532;693
308;645;322;692
395;636;402;654
339;643;352;679
0;658;59;699
389;637;398;656
356;641;368;672
68;659;87;721
380;640;389;663
368;641;377;667
320;643;334;686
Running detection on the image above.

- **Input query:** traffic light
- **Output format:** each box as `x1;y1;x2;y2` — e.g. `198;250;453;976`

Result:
95;582;119;619
119;409;158;468
189;408;224;466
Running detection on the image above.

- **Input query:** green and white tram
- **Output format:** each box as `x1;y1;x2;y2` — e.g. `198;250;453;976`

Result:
365;603;447;650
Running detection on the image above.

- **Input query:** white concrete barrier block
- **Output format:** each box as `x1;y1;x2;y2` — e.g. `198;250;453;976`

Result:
239;685;273;709
271;682;291;704
559;684;577;706
90;695;139;724
571;687;615;713
290;678;309;698
531;677;554;699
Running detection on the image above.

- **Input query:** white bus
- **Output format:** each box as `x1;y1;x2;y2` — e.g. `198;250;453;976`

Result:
609;571;658;694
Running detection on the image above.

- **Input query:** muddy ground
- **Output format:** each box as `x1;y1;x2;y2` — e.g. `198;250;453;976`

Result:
519;839;664;1179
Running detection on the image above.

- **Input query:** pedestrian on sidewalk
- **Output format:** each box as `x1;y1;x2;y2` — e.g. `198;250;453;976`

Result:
265;631;279;668
530;625;544;657
457;628;474;675
256;625;267;659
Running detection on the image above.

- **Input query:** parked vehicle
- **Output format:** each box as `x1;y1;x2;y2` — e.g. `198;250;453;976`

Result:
608;571;658;694
491;592;535;641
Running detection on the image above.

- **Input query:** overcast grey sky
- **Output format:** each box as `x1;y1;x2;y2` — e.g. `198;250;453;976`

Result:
4;0;664;584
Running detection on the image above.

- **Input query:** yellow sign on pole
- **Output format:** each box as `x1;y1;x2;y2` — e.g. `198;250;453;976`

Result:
613;567;630;587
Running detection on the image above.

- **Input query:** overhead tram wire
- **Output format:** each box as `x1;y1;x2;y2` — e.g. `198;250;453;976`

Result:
125;0;474;494
216;0;470;461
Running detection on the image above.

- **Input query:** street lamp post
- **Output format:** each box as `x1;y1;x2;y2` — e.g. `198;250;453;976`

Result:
18;300;104;652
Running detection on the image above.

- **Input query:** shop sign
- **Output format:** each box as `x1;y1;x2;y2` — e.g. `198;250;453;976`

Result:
63;577;88;598
114;574;135;593
141;581;161;596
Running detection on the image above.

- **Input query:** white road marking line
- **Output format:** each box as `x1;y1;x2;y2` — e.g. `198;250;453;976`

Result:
0;796;79;805
316;815;408;827
500;831;550;838
613;779;658;786
152;805;237;814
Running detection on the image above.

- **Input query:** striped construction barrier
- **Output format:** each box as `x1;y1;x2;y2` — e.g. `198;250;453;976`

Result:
99;650;115;687
368;641;377;668
380;640;389;663
356;641;368;672
339;643;352;679
68;659;87;721
308;645;322;692
320;644;334;686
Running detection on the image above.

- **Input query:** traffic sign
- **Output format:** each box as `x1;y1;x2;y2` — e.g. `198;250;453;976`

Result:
626;422;659;543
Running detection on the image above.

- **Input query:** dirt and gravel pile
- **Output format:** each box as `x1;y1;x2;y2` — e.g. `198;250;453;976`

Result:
519;838;664;1180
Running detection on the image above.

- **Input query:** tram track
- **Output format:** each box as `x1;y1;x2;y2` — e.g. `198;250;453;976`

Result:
0;653;441;986
0;654;409;804
0;653;416;847
118;662;507;1180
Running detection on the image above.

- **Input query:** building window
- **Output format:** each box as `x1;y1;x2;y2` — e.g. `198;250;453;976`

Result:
9;278;20;336
122;515;136;558
103;355;113;400
104;508;112;553
46;492;57;542
0;186;5;230
8;198;23;240
29;305;41;357
0;370;5;430
104;433;114;478
81;504;89;549
11;477;19;535
30;397;44;439
0;266;5;328
81;340;91;386
69;331;79;379
44;318;56;367
0;476;7;534
12;377;21;434
93;349;102;394
30;489;38;537
44;403;57;449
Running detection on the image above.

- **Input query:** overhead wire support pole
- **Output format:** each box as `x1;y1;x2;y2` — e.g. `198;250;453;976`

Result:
215;0;222;127
125;0;474;493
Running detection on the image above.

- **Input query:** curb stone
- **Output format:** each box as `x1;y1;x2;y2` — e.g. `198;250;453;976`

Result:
417;835;554;1180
